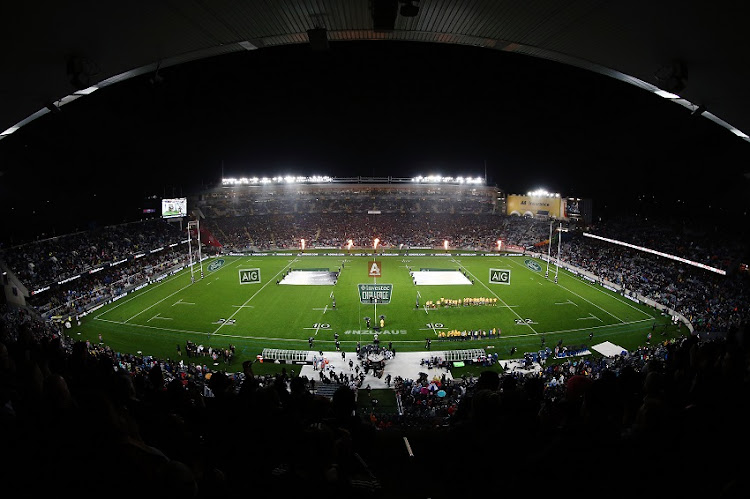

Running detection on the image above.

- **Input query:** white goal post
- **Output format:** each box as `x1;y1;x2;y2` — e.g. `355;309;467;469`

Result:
187;219;204;282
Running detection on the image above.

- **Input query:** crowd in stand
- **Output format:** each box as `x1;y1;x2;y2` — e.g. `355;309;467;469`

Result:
4;209;747;335
1;302;747;497
199;184;499;219
1;206;749;494
1;218;184;290
201;212;552;252
564;228;749;333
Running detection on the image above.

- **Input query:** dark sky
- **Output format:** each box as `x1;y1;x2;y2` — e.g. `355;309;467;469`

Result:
1;40;748;245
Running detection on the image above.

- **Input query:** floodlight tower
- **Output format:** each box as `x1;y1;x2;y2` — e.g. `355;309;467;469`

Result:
187;219;204;282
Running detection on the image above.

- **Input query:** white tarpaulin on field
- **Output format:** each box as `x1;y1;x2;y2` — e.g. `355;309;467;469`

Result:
410;270;472;286
281;270;337;285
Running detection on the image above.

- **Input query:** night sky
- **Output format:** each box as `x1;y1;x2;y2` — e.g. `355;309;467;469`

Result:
1;40;748;245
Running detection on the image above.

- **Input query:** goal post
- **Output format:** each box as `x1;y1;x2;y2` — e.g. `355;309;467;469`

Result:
187;219;204;282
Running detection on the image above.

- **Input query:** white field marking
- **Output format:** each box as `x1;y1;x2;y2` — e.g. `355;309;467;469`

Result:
124;282;196;323
554;299;577;306
553;281;624;322
211;258;298;336
454;260;541;336
419;324;447;333
94;317;211;336
303;323;330;335
506;257;626;323
93;270;184;319
514;257;655;320
172;299;195;306
231;305;255;308
497;317;653;341
112;255;246;323
98;314;640;345
577;313;602;321
312;305;329;313
148;313;173;322
567;279;655;319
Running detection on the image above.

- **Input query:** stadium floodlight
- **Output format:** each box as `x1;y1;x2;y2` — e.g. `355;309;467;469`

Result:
73;85;98;95
411;174;484;185
528;188;561;198
655;89;680;99
583;232;727;275
1;125;20;137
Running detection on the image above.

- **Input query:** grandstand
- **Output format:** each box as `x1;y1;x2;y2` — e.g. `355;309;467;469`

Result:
0;176;748;498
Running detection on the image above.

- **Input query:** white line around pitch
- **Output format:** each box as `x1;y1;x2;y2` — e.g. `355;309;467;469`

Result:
454;260;541;335
211;258;298;336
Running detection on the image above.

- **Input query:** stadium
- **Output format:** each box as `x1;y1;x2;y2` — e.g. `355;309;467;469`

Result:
2;3;750;498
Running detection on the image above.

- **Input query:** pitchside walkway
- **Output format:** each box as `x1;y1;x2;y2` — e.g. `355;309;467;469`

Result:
260;342;613;393
260;347;523;390
299;350;451;389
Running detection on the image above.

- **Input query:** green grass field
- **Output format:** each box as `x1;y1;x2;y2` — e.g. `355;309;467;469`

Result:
76;252;680;367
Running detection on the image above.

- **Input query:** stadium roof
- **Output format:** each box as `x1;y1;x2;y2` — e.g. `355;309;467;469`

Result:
1;1;749;244
3;0;750;143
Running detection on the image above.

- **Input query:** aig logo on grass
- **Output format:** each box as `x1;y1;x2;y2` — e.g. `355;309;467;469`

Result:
490;268;511;285
238;268;261;284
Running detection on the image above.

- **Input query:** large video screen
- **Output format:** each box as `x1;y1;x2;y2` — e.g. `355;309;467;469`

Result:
161;198;187;219
565;198;582;218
